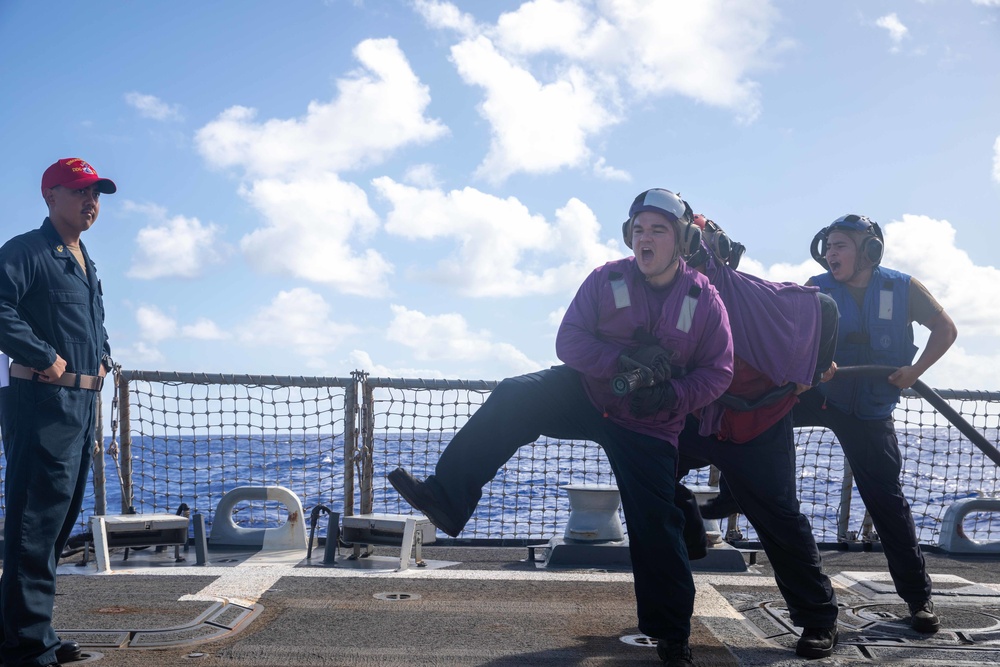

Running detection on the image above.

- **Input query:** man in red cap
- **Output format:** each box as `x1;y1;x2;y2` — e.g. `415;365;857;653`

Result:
0;158;116;667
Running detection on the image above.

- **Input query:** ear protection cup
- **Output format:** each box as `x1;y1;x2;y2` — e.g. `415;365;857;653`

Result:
622;219;633;249
859;222;884;264
678;222;702;259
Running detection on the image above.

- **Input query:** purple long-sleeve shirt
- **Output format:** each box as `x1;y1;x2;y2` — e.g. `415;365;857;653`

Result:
696;246;822;435
556;256;734;445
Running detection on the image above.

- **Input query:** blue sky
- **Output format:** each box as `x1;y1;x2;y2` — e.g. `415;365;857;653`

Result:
2;0;999;391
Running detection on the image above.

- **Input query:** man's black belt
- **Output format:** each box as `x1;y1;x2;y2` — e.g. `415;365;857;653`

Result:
9;362;104;391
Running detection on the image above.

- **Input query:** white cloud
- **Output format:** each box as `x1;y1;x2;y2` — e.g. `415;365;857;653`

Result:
239;174;393;296
569;0;772;119
115;341;165;367
403;163;441;188
883;215;1000;337
136;305;179;343
451;36;619;183
993;135;1000;183
876;13;909;52
413;0;480;36
180;318;231;341
493;0;599;56
193;37;448;297
386;305;538;374
195;37;447;179
922;344;1000;391
124;92;183;121
738;256;817;286
346;349;446;379
485;0;774;115
592;157;630;181
135;306;230;345
418;1;776;180
237;288;360;365
128;214;229;279
120;200;169;219
374;178;620;297
972;0;1000;6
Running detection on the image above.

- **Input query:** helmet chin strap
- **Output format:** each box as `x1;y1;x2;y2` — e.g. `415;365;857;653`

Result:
643;250;681;283
844;247;873;284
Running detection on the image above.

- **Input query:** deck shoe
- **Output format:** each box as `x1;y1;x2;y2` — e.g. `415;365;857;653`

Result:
656;639;694;666
56;638;84;663
795;626;838;659
387;468;464;538
909;599;940;633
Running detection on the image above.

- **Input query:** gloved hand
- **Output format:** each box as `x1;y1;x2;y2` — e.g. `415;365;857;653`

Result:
619;345;673;384
629;381;677;418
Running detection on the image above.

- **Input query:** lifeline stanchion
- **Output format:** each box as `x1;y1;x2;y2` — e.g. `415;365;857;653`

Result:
307;505;340;566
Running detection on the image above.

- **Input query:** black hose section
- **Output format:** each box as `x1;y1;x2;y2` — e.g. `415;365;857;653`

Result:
307;504;336;560
833;365;1000;468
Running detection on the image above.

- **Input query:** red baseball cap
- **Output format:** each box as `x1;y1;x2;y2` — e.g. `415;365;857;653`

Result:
41;158;117;196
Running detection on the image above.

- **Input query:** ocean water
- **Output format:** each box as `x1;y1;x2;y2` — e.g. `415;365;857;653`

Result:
72;426;1000;546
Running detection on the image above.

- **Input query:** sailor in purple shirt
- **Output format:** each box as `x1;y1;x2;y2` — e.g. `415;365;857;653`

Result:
389;189;733;667
673;215;841;659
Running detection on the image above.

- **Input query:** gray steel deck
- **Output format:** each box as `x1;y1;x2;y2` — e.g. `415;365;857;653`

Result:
33;542;1000;666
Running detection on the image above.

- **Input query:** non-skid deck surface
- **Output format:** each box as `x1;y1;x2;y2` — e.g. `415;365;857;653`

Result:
15;545;1000;666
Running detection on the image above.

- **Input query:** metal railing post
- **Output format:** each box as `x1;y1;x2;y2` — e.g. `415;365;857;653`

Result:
118;375;134;513
92;394;106;516
837;460;855;542
361;376;375;516
344;373;359;517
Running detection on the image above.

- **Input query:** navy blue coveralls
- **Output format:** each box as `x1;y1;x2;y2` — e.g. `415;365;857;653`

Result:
793;268;931;606
676;414;839;628
0;218;110;667
419;365;695;642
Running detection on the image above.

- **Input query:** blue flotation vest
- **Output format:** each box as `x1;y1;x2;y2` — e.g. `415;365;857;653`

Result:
812;267;918;419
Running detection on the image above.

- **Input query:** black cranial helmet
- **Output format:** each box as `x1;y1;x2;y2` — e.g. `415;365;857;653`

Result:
810;214;884;271
621;189;700;259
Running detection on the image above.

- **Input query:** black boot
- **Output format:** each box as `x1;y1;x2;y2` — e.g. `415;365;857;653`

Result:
909;599;940;633
387;468;465;538
656;639;694;666
56;638;84;662
795;626;838;658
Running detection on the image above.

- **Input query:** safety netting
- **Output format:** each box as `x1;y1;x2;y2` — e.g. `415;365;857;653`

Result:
1;371;998;547
102;371;354;537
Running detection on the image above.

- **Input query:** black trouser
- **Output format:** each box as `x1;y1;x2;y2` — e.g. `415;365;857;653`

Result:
676;414;839;628
425;365;694;642
1;380;96;667
793;389;932;604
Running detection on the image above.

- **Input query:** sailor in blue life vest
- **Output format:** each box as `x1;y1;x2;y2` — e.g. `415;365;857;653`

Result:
0;158;116;667
794;214;958;634
673;214;842;659
388;189;734;667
